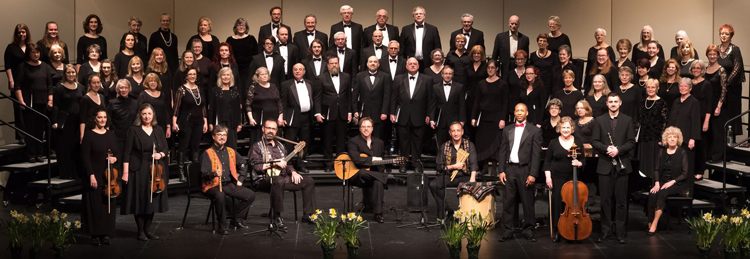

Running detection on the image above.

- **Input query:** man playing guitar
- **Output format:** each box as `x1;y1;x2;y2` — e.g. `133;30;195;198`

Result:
346;117;391;223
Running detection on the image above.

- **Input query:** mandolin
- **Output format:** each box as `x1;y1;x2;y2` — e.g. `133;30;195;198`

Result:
334;153;406;180
266;141;306;177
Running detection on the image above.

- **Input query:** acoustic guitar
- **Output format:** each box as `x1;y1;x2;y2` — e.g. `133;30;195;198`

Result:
266;142;306;177
334;153;406;180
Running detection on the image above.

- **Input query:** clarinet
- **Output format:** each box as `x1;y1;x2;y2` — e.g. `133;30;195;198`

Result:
607;132;626;170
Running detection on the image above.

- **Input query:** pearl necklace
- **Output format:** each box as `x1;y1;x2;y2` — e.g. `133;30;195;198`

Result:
563;89;574;95
680;59;693;67
644;98;657;109
620;86;630;94
185;85;201;105
160;29;173;47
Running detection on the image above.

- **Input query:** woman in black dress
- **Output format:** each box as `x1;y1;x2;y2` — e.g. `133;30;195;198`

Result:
125;56;145;98
541;98;562;147
38;21;70;65
551;45;580;95
465;45;488;139
645;41;665;80
245;67;283;145
634;58;651;92
425;49;445;83
77;14;107;69
670;31;699;60
519;65;546;126
544;116;584;242
14;44;53;162
586;74;611;118
546;16;571;53
226;18;258;89
5;24;31;145
446;34;470;86
471;60;508;171
139;73;172;140
100;59;118;101
553;69;584;119
186;17;220;61
632;26;665;62
718;24;745;137
667;79;701;181
575;100;595;144
81;108;119;245
172;50;196;94
52;64;85;178
114;32;137;79
615;38;636;76
190;38;212;94
211;42;242;95
173;68;207;168
658;59;681;111
78;44;101;87
505;50;527;114
647;127;689;235
146;47;172;107
49;45;66;86
107;79;137;155
585;28;617;81
689;61;713;180
705;45;728;162
209;67;243;150
676;41;696;78
530;33;556;96
617;66;642;121
79;74;107;143
121;103;169;241
637;79;668;181
585;48;619;93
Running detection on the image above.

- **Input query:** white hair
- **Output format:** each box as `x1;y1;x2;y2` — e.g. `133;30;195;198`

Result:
595;28;607;37
675;30;690;41
340;5;353;13
461;13;474;22
334;31;346;39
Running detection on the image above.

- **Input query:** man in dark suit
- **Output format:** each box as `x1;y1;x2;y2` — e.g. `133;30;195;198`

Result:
430;66;465;146
258;6;291;51
347;118;389;223
399;6;441;71
497;103;543;243
449;13;485;53
360;30;387;70
275;27;299;81
353;56;391;140
301;39;327;82
429;122;478;218
327;32;358;78
316;56;352;171
381;40;407;80
329;5;364;59
280;63;321;173
293;15;328;59
390;57;434;172
364;9;399;48
247;36;286;87
491;15;530;76
590;92;635;244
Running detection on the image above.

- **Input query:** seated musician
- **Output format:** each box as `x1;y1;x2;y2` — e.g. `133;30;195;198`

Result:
250;120;317;229
428;122;478;218
201;125;256;235
347;117;389;223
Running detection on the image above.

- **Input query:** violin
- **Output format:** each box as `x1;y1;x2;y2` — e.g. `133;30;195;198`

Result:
557;143;592;241
150;144;166;203
104;149;120;213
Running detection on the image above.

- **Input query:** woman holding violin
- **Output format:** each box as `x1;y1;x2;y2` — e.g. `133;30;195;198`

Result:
121;103;169;241
543;116;586;242
81;108;119;246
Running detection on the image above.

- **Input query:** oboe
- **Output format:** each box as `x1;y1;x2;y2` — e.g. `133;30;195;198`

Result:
607;132;626;170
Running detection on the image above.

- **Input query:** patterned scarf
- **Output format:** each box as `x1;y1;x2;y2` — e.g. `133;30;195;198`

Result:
443;138;470;172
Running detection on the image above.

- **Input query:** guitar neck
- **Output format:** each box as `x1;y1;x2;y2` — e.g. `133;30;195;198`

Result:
282;150;300;163
371;158;397;166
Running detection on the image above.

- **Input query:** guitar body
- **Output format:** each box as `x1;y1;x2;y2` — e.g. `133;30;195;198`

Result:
334;154;360;180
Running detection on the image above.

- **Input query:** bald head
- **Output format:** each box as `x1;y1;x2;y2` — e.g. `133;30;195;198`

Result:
372;30;383;45
292;63;305;79
376;9;388;26
509;15;520;33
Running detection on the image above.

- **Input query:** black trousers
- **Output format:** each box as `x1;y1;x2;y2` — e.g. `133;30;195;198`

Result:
178;121;203;155
23;105;47;158
397;122;425;162
13;102;25;141
501;163;536;237
598;169;628;237
429;172;471;216
647;180;687;222
323;116;348;160
708;111;727;161
284;112;311;166
351;170;386;214
371;121;383;141
550;174;572;229
217;121;238;151
257;174;317;215
204;182;256;227
435;125;450;149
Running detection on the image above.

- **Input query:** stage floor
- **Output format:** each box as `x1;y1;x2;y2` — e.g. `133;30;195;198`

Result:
0;184;715;259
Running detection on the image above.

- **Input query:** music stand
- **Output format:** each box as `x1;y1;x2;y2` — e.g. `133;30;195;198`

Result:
397;160;436;231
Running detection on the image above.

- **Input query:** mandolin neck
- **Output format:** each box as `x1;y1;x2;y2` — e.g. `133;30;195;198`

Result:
372;158;398;166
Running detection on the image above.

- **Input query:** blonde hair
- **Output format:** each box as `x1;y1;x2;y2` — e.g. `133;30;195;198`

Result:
49;45;65;62
144;73;162;91
556;116;576;133
589;74;612;96
661;126;683;147
576;100;593;117
62;64;77;84
253;67;270;85
115;78;131;95
216;67;235;87
197;16;212;34
147;47;168;73
126;56;144;77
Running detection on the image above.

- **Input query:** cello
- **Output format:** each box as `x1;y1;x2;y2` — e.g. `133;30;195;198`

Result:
557;143;592;241
103;149;120;213
150;144;166;203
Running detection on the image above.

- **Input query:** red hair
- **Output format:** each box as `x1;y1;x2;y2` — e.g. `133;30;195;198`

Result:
720;24;735;37
212;42;236;70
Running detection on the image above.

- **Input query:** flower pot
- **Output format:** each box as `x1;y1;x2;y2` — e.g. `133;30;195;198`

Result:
726;249;741;259
741;247;750;258
8;245;23;259
346;240;361;258
321;242;337;259
698;246;711;259
53;244;70;259
466;243;481;259
29;245;43;259
446;243;462;259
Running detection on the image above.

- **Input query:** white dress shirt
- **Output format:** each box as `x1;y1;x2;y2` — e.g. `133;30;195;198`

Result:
337;48;346;69
295;80;311;113
462;30;471;49
343;22;353;49
408;73;418;98
378;25;390;44
443;81;452;102
279;44;288;74
510;122;525;163
389;56;398;80
264;52;274;74
331;74;341;94
306;31;315;46
509;31;519;58
374;44;383;59
369;71;377;85
312;55;323;76
415;23;425;60
271;23;280;39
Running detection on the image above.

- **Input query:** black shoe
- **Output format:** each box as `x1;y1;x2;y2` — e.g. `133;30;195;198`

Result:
374;214;384;223
219;228;229;235
145;232;159;240
301;215;314;224
399;164;407;173
618;237;627;244
498;235;513;242
274;216;288;230
297;163;309;173
596;233;611;243
36;157;44;163
91;237;101;246
525;235;537;242
231;220;249;229
18;139;25;145
28;157;36;163
552;233;561;243
324;163;333;173
647;231;655;236
101;236;111;245
137;232;149;241
49;151;57;159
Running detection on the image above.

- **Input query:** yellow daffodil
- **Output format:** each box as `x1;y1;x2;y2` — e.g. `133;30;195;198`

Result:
358;216;363;222
329;208;337;215
64;221;71;228
75;221;81;229
316;209;322;215
703;212;713;222
61;213;67;219
731;216;742;225
310;214;318;221
341;214;347;220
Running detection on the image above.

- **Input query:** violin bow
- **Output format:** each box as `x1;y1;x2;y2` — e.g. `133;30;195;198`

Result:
107;150;111;213
150;144;155;203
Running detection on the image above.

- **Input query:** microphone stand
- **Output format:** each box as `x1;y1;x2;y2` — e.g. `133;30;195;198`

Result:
397;159;436;231
246;142;286;239
335;157;354;212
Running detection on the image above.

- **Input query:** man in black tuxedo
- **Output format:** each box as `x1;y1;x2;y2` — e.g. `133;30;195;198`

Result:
364;9;399;48
491;15;530;76
360;30;387;70
449;13;485;53
327;32;358;78
316;56;352;171
430;66;465;146
293;15;328;59
329;5;364;58
390;57;434;172
258;6;291;51
381;40;407;80
353;56;391;140
247;36;286;87
429;122;478;218
275;27;299;80
591;92;635;244
301;39;327;81
347;118;389;223
497;103;542;243
399;6;441;71
280;63;321;173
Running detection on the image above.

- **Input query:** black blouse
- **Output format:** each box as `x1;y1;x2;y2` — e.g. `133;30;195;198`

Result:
585;46;617;79
519;85;546;125
575;118;594;144
553;89;584;118
543;136;585;177
541;119;560;148
37;41;70;65
472;79;509;123
77;62;99;86
465;61;488;95
77;35;108;64
226;35;258;70
586;94;607;118
107;96;138;141
667;95;701;141
113;52;135;79
717;44;745;91
505;68;524;111
647;58;665;80
126;76;145;98
637;98;668;142
584;65;619;93
51;83;85;124
4;43;25;82
617;85;643;121
551;62;581;94
547;33;571;54
690;79;713;117
657;81;680;113
79;93;106;124
245;83;283;123
446;51;470;86
137;91;171;130
16;62;54;105
174;85;206;125
530;51;556;93
632;42;665;62
705;67;727;109
654;147;688;185
208;86;243;128
186;34;220;61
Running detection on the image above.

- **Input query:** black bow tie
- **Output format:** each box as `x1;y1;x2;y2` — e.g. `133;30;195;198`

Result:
379;27;386;31
369;72;377;76
415;23;424;29
343;24;351;28
272;24;279;29
278;43;287;47
390;59;397;63
296;79;304;84
338;49;345;55
331;74;339;77
463;32;470;36
409;76;416;80
374;45;383;50
312;58;321;62
265;53;273;58
444;82;451;86
307;31;314;36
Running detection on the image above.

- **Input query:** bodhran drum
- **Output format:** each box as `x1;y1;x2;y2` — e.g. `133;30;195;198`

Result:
458;194;496;229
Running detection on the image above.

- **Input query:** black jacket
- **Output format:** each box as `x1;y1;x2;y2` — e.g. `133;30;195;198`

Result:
497;124;543;177
399;23;441;64
326;47;358;78
491;30;530;75
329;21;365;56
352;70;391;123
363;24;399;47
292;30;328;59
591;113;636;174
247;52;286;87
449;28;485;53
431;81;466;128
390;73;434;127
317;71;352;120
279;78;320;128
